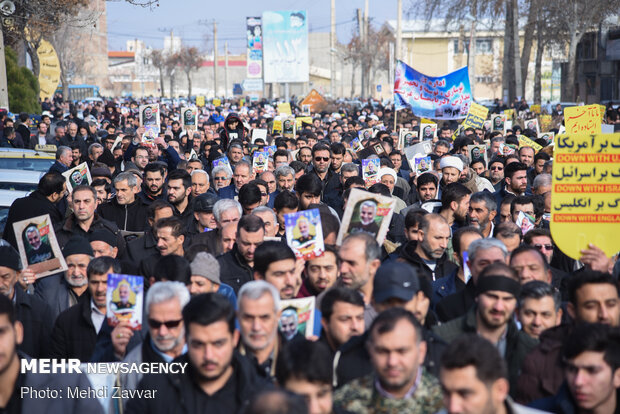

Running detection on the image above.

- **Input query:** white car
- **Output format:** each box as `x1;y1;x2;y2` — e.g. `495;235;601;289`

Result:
0;189;31;236
0;169;45;192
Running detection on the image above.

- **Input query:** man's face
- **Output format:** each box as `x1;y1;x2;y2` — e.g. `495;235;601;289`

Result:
534;158;546;175
277;207;297;231
90;241;117;258
440;365;506;414
237;228;264;265
195;211;217;230
191;174;209;197
518;296;561;339
147;297;185;353
156;227;183;256
454;194;471;222
468;201;495;233
0;314;21;375
360;205;376;225
507;170;528;194
65;254;90;287
68;123;78;136
261;173;277;193
368;319;426;395
442;167;461;185
322;301;364;350
510;250;550;284
299;192;320;210
467;247;506;282
133;149;149;169
569;283;620;326
284;378;333;414
90;146;103;161
213;171;231;190
71;149;81;164
476;290;517;330
145;171;164;195
390;155;402;171
565;351;620;413
167;179;190;206
530;235;554;263
471;162;485;176
434;145;449;157
238;293;279;352
254;211;276;238
499;202;512;223
339;238;377;291
341;170;358;185
89;272;108;309
0;267;18;299
114;179;136;205
187;321;238;382
312;150;331;174
418;182;437;202
511;202;534;223
380;175;395;194
229;146;244;163
233;164;251;190
419;221;451;260
278;173;295;191
72;190;97;222
264;258;298;300
331;153;344;171
519;148;535;167
305;252;339;293
219;224;237;254
189;276;218;295
489;162;504;183
26;230;41;249
299;148;312;164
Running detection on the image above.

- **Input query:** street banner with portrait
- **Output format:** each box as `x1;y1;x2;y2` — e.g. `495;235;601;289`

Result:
282;118;296;139
106;274;144;331
13;214;67;278
349;137;364;152
139;104;160;138
358;128;374;142
62;162;92;193
524;118;540;135
419;123;437;141
362;159;381;186
181;107;197;131
279;297;316;341
491;114;506;134
252;150;269;175
212;156;231;170
246;16;263;79
394;60;471;120
284;208;324;260
337;188;396;246
263;10;309;83
467;144;488;166
398;129;418;149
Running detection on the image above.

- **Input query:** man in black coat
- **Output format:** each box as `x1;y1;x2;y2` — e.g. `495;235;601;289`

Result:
49;256;119;361
2;172;66;249
0;244;54;358
48;145;73;175
124;200;175;264
98;171;149;232
125;293;270;413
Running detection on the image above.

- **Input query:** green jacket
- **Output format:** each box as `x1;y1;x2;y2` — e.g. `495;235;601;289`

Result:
334;369;443;414
433;306;538;394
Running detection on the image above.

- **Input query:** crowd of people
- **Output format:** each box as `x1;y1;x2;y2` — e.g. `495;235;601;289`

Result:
0;94;618;414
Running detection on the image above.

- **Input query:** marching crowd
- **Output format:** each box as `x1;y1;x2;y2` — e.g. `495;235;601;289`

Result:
0;95;619;414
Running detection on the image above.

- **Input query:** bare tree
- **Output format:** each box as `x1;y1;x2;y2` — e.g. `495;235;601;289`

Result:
176;47;203;98
149;49;166;97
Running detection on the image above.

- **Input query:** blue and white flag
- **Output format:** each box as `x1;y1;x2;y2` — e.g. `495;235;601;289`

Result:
394;61;472;120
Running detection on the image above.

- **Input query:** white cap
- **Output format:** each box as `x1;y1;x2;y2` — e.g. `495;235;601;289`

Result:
378;167;397;182
439;156;464;172
369;114;379;121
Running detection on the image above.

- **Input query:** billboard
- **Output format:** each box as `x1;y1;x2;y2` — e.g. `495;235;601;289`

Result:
246;17;263;79
262;10;309;83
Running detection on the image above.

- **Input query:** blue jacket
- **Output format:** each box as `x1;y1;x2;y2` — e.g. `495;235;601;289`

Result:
218;184;238;200
431;268;460;308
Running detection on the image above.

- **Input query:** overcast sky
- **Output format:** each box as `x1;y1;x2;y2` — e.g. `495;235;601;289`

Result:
106;0;401;54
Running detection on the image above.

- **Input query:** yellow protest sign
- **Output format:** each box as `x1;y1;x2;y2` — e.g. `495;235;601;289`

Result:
551;133;620;260
420;118;433;124
36;39;61;101
213;98;221;107
296;117;313;129
277;103;292;115
503;109;514;120
196;96;205;107
564;104;603;135
518;136;543;153
272;120;283;135
462;103;489;130
539;115;552;132
530;104;541;114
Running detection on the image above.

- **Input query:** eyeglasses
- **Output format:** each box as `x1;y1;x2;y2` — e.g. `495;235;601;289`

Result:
214;176;228;181
490;166;503;171
534;244;553;251
260;192;268;197
148;318;183;329
314;157;330;162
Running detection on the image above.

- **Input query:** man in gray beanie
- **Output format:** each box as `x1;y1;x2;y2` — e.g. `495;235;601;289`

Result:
189;252;237;307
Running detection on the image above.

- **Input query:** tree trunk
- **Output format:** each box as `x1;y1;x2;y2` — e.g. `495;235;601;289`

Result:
25;41;41;79
502;0;514;103
534;28;544;104
186;72;192;98
512;0;522;99
565;31;580;101
520;1;537;98
350;62;356;98
159;68;165;97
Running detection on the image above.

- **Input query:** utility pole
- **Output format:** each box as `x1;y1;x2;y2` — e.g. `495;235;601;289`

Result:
364;0;369;98
213;21;218;98
396;0;402;62
357;8;364;99
0;29;8;109
224;42;229;98
330;0;336;98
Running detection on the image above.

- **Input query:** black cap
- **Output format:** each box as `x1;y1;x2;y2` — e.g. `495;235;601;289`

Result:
62;237;94;257
373;262;420;303
0;243;22;271
193;193;219;213
88;229;117;248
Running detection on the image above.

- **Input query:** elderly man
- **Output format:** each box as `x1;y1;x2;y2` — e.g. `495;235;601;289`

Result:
275;165;296;192
192;198;242;255
219;160;253;199
98;171;149;232
48;145;73;174
212;164;233;191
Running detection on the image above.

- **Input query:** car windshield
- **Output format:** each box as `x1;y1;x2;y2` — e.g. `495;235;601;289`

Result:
0;182;38;192
0;158;54;171
0;207;8;236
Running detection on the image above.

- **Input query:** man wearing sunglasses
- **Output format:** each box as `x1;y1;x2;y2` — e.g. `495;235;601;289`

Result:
308;143;341;205
486;157;505;192
116;281;190;408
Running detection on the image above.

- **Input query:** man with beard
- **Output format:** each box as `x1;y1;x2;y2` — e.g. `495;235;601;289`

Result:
487;157;505;192
468;192;497;238
439;183;472;233
433;272;537;391
126;293;269;413
494;162;529;209
24;225;53;265
398;214;457;282
308;143;340;203
167;169;193;226
299;245;339;297
98;172;149;232
115;281;190;408
49;256;119;361
236;280;283;379
348;200;380;238
253;241;300;300
139;163;167;205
